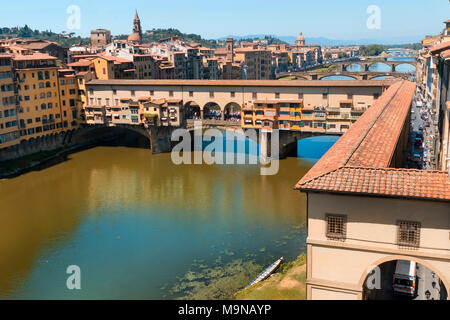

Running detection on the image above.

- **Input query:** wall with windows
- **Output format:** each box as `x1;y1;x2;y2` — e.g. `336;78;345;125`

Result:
305;192;450;300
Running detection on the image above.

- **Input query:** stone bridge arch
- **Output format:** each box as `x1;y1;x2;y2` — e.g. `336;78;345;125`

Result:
318;74;359;80
393;62;417;73
72;124;151;147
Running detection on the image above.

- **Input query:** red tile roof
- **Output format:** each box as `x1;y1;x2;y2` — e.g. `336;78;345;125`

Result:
299;167;450;201
12;52;57;61
430;41;450;55
295;80;450;202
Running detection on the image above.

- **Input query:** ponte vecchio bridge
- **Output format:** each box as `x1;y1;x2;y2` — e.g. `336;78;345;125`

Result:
83;79;394;156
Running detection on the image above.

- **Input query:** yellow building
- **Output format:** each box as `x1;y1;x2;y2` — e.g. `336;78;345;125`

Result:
0;53;20;148
13;53;65;140
58;69;82;130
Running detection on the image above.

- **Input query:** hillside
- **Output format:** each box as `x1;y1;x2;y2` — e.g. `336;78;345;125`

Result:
0;25;90;47
117;28;222;48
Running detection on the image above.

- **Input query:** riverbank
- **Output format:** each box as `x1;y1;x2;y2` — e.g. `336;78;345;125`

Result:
0;144;96;179
235;254;306;300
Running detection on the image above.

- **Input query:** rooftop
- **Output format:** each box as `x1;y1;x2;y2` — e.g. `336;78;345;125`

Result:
12;52;57;61
295;80;450;202
86;79;395;88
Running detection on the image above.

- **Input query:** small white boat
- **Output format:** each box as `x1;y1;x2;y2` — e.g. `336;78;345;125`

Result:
246;257;284;288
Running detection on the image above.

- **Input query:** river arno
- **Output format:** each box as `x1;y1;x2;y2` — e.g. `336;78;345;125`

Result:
0;145;318;300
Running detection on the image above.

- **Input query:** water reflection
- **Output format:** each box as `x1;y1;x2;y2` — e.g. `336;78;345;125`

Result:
0;147;311;299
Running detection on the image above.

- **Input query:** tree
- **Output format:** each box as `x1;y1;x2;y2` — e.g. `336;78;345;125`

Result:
360;45;384;57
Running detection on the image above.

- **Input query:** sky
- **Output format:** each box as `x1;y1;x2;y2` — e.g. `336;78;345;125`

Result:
2;0;449;41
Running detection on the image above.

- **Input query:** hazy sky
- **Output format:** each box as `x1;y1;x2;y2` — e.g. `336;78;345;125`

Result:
2;0;449;40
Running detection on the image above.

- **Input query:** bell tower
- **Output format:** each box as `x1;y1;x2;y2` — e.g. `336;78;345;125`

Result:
133;10;143;38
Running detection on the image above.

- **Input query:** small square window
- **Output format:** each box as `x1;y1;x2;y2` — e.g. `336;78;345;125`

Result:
209;91;214;98
397;221;421;248
275;93;280;99
326;214;346;240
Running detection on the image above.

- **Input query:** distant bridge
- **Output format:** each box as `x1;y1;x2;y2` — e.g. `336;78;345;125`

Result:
276;71;410;81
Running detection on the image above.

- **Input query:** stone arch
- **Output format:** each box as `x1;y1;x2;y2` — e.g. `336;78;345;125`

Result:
367;62;391;72
358;254;449;300
393;62;417;73
319;74;358;80
74;125;151;147
203;102;222;120
223;102;242;122
346;63;365;72
184;101;202;120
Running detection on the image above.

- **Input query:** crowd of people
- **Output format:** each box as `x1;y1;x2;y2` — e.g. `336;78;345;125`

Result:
185;108;241;122
224;111;241;122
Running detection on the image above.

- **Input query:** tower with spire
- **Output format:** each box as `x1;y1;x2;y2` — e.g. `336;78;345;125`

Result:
133;11;142;38
128;10;143;44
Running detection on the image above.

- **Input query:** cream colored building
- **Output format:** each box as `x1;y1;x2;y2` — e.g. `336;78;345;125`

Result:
296;80;450;300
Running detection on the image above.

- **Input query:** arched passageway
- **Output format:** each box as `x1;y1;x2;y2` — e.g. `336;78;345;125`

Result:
224;102;241;122
203;102;222;120
362;259;448;300
184;101;202;120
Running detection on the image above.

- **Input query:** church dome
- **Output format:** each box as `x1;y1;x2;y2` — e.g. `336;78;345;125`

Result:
128;32;142;43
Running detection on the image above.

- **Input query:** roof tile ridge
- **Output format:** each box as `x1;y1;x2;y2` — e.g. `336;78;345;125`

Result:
341;81;404;167
296;165;346;187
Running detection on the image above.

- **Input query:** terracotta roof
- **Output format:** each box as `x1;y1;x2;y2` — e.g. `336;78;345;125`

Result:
430;41;450;54
295;80;449;202
86;79;395;88
299;167;450;201
12;52;57;61
441;49;450;60
67;59;93;67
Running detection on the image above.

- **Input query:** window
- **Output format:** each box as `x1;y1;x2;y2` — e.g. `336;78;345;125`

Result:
189;91;194;97
131;90;135;96
150;90;154;96
169;91;174;97
252;92;257;99
397;221;421;248
326;214;346;240
209;91;214;98
275;92;280;99
230;91;235;98
298;93;303;99
322;93;328;99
